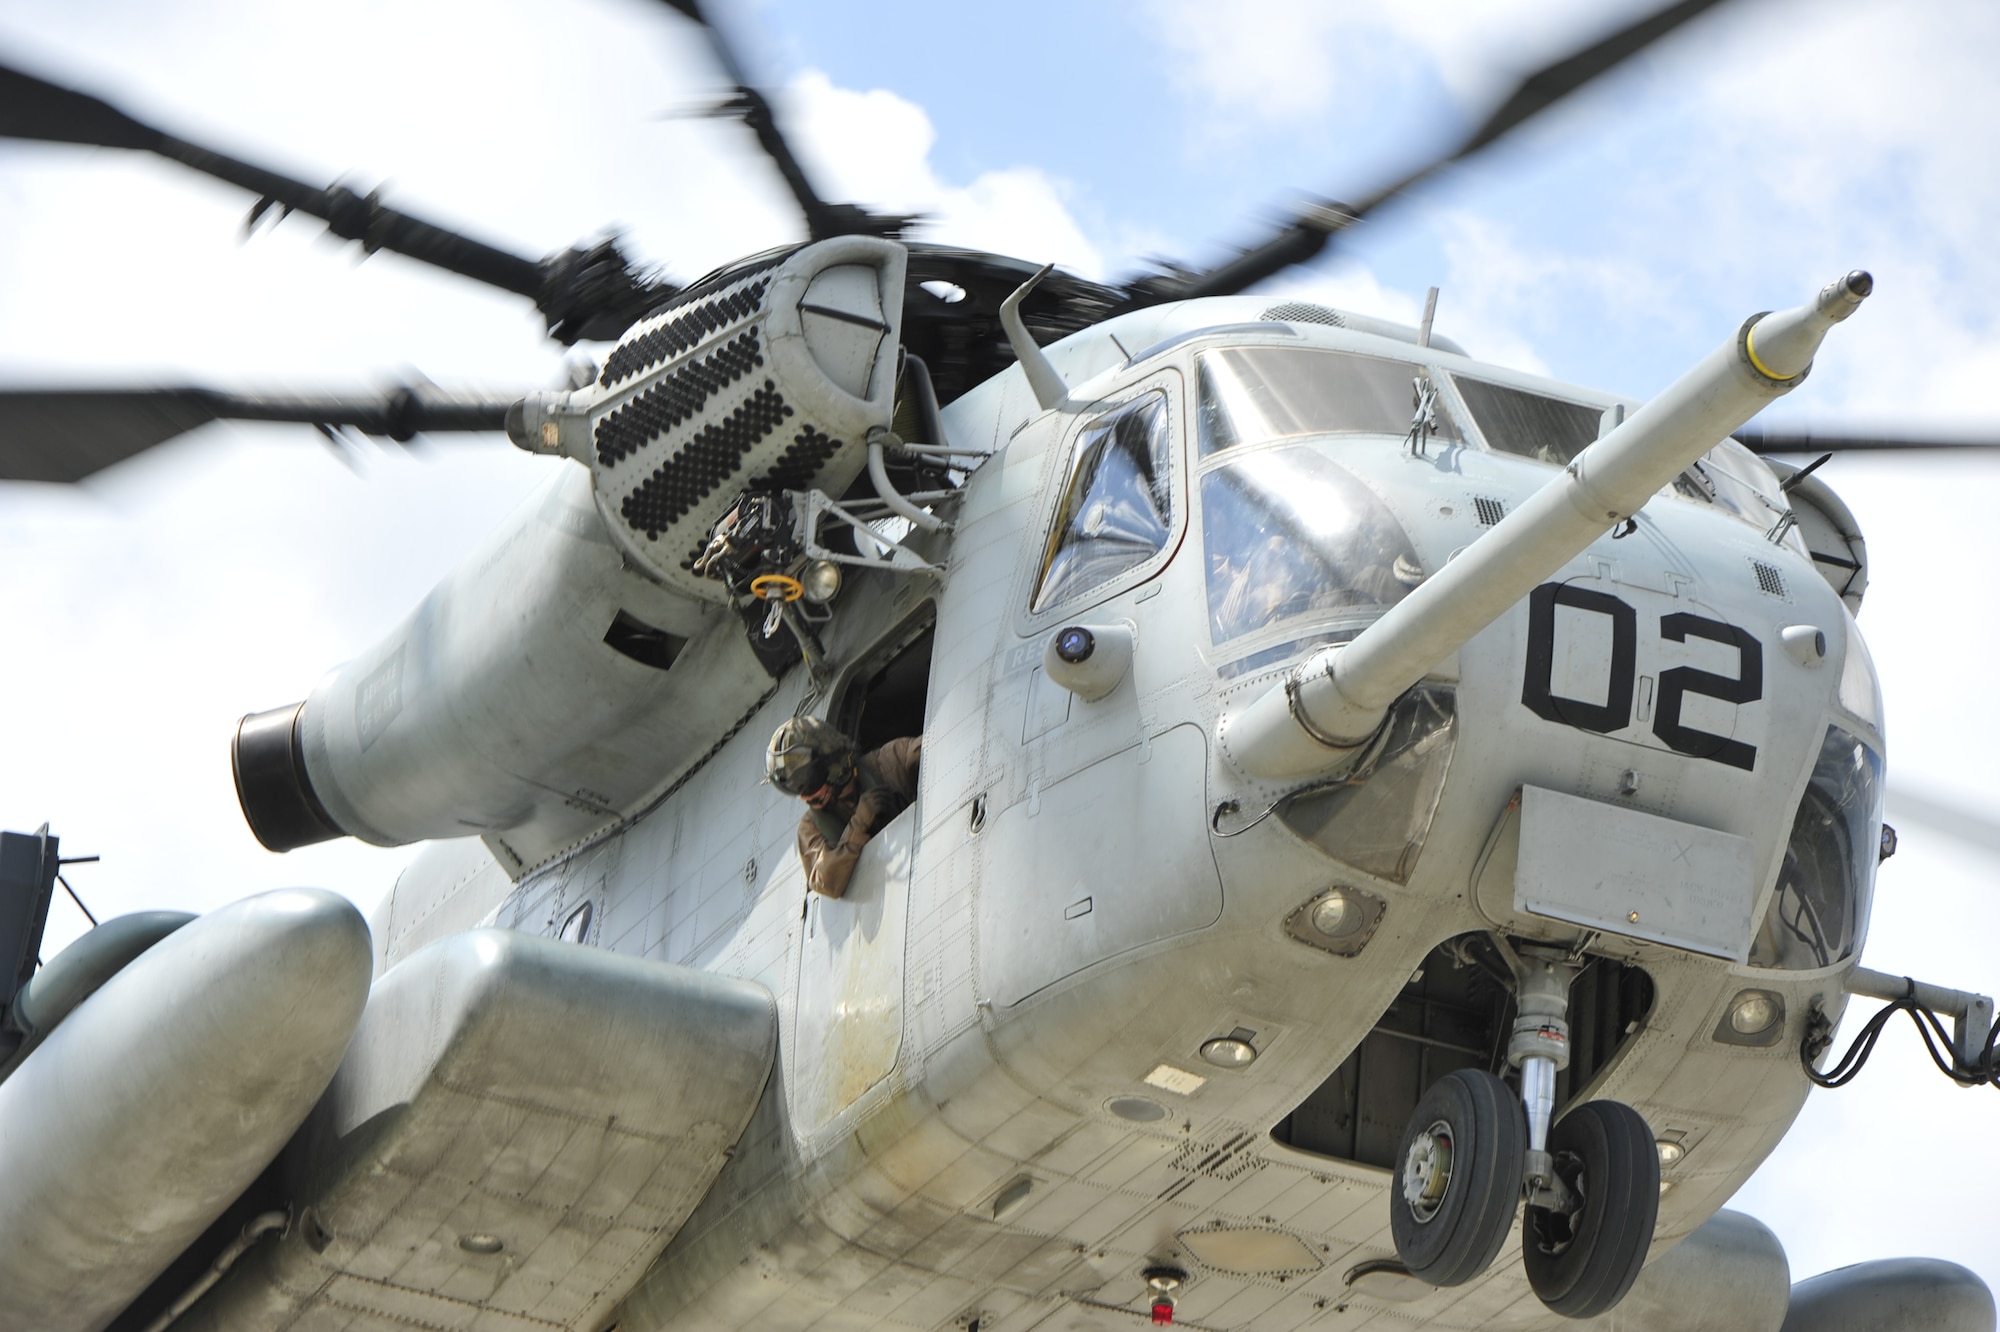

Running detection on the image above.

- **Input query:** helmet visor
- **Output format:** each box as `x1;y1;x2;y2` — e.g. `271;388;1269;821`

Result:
770;749;829;797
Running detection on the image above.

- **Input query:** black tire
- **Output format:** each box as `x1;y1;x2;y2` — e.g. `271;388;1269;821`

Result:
1523;1098;1660;1318
1389;1067;1527;1286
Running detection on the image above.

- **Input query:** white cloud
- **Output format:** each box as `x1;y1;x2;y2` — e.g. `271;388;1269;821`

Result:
1134;0;2000;415
781;71;1105;279
1641;0;2000;425
1141;0;1643;127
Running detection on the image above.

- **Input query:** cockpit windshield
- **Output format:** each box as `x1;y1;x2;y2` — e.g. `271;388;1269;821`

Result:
1197;347;1459;455
1450;374;1806;554
1749;725;1884;970
1451;376;1602;466
1201;445;1424;645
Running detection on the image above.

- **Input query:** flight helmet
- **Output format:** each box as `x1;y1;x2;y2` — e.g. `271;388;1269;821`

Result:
766;716;857;797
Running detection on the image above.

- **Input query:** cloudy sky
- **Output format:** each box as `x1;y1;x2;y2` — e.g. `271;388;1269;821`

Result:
1;0;1995;1301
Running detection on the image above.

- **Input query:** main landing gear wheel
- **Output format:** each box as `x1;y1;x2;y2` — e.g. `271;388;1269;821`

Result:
1390;1068;1527;1286
1523;1098;1660;1318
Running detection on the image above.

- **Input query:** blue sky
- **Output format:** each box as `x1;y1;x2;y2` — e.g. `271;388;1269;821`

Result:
1;0;1996;1303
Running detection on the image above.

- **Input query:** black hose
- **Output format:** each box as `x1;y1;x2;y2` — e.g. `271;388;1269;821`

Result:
1802;981;2000;1092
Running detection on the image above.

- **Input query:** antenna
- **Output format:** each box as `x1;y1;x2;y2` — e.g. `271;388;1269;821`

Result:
998;264;1073;412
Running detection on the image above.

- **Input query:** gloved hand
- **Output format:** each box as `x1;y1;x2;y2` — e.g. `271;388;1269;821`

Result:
850;787;904;837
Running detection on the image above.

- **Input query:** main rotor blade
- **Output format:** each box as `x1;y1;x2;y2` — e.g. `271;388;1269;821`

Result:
1122;0;1731;304
0;63;672;343
0;387;512;483
1886;788;2000;858
656;1;916;240
1736;428;2000;455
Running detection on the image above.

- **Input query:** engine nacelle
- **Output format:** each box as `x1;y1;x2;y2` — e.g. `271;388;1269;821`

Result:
235;237;909;863
233;464;781;863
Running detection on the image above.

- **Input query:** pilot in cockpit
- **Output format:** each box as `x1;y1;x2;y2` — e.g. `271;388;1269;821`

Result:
766;717;921;900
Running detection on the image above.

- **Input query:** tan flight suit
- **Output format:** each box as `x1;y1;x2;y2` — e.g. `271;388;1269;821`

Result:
795;736;921;899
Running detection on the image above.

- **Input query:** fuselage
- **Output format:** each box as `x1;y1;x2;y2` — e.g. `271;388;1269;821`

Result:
357;294;1881;1331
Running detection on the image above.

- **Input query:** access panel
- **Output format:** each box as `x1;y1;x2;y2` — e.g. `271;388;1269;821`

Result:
977;724;1222;1009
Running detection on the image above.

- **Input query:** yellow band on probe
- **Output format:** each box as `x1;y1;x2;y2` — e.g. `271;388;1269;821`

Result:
1744;322;1798;383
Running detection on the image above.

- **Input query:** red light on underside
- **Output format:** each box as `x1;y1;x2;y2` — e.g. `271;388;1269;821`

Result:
1151;1299;1175;1326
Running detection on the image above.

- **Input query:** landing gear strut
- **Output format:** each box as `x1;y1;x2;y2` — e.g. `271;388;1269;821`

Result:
1508;945;1659;1319
1388;941;1658;1316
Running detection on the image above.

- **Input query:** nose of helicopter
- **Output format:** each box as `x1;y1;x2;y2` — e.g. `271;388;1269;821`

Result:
1220;271;1873;782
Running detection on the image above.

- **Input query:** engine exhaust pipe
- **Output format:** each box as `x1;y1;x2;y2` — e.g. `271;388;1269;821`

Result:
1223;271;1873;780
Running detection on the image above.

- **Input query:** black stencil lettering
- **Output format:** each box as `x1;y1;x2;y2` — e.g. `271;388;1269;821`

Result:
1522;582;1638;735
1653;612;1762;770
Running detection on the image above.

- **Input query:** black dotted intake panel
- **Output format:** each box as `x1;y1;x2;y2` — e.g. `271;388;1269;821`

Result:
599;257;782;389
759;424;844;492
594;330;766;467
619;381;796;540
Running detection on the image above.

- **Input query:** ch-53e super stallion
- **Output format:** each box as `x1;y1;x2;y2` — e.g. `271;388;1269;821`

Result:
1;2;1996;1330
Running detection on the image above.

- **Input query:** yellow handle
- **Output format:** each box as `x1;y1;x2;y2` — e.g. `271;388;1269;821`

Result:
750;573;804;603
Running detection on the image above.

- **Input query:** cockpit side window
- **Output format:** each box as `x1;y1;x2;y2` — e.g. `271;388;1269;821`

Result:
1749;725;1883;970
1452;376;1603;466
1198;347;1458;455
1032;390;1174;612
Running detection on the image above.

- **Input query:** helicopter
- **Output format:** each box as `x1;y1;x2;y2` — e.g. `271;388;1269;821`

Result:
3;0;2000;1320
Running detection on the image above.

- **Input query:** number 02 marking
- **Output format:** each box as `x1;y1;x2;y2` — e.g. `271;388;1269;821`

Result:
1522;583;1763;771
